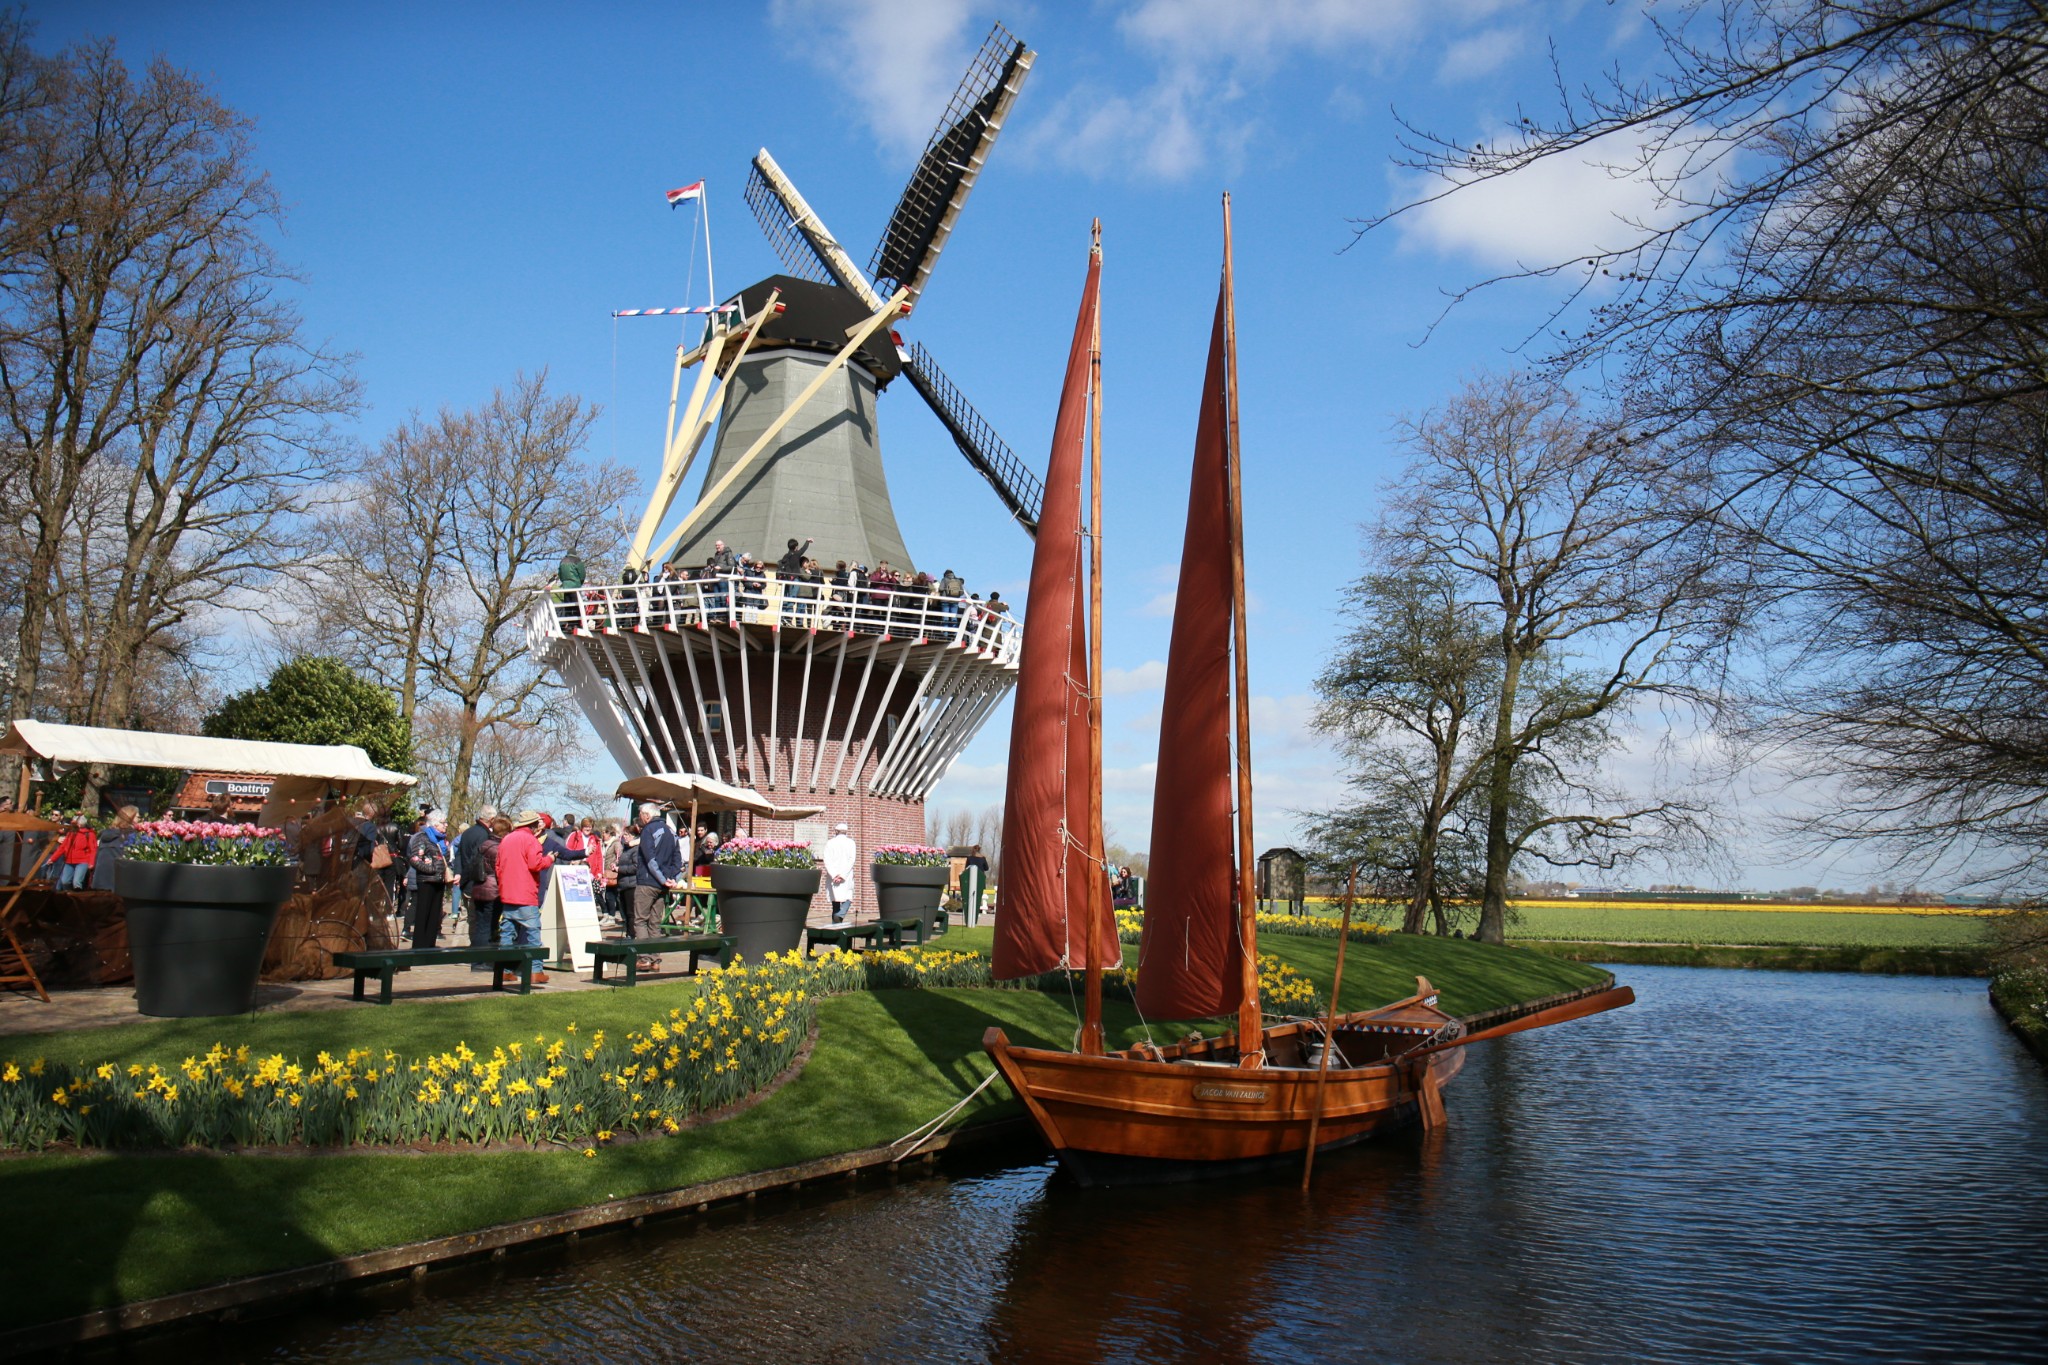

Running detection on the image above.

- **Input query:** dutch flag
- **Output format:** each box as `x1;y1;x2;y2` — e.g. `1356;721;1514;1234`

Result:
665;180;704;208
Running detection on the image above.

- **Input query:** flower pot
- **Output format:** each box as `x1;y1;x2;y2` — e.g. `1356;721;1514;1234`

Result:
871;863;950;937
116;861;297;1017
710;864;822;963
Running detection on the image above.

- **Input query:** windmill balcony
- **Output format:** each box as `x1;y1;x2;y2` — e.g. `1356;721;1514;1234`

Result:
528;572;1020;665
526;570;1022;805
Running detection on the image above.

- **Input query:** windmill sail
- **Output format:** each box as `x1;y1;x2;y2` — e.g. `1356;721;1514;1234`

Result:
901;341;1045;531
870;24;1034;302
1135;288;1245;1020
991;248;1115;980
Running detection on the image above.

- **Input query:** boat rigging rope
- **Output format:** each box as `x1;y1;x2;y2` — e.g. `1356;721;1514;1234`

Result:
888;1068;1001;1159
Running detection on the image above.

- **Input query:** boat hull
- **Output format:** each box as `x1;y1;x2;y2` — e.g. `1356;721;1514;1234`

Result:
984;1013;1465;1187
1048;1118;1411;1187
983;980;1635;1186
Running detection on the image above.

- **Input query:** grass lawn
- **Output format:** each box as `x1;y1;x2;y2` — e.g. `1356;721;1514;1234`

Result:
0;932;1604;1331
1501;905;1987;947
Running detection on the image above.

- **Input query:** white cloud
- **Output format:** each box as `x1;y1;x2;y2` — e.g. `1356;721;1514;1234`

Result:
1019;74;1219;182
1392;125;1688;270
770;0;986;156
1104;659;1168;695
1118;0;1424;70
926;758;1007;811
1436;26;1523;83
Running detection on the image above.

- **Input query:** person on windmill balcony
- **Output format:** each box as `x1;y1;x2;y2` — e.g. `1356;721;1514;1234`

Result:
869;560;901;632
777;537;813;627
738;553;767;615
938;568;964;638
827;561;852;630
795;555;825;628
653;561;683;630
909;571;935;635
704;540;735;620
823;822;858;924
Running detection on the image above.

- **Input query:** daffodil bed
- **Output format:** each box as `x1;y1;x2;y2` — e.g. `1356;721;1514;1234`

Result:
0;944;1328;1155
0;948;1004;1155
0;930;1606;1332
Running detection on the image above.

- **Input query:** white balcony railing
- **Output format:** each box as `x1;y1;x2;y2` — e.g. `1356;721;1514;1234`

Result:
535;572;1023;667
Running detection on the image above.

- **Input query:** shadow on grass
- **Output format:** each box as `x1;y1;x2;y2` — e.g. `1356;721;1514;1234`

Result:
0;1151;337;1344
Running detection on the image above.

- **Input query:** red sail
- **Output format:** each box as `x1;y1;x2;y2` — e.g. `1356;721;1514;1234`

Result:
992;252;1116;979
1135;291;1243;1020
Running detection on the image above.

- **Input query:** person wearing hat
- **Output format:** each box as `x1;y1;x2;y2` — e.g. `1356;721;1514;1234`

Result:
493;810;555;985
822;821;857;924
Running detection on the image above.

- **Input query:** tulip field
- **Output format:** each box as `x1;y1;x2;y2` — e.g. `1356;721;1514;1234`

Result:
1503;903;1989;948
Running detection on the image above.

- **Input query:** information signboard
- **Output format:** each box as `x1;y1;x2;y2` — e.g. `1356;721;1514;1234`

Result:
544;864;602;972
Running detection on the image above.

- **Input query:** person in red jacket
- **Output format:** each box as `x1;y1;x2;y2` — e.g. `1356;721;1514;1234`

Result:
494;810;555;985
53;816;97;892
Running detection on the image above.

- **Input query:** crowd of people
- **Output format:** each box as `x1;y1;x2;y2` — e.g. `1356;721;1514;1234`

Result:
556;543;1011;643
351;802;730;981
0;802;146;890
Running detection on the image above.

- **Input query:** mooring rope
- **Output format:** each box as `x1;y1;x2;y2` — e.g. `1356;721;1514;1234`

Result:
888;1068;1001;1159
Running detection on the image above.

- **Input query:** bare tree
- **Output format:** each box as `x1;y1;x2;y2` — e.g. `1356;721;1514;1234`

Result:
973;803;1003;877
1362;1;2045;366
303;372;630;826
1381;372;1729;941
0;31;350;753
413;697;588;820
562;779;624;823
1367;1;2048;886
290;419;460;722
1312;567;1496;933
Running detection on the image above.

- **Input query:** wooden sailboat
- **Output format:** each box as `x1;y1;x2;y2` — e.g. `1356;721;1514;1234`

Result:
982;200;1634;1186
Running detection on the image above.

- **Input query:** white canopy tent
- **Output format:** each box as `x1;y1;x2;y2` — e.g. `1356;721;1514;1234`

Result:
2;720;417;825
614;772;825;824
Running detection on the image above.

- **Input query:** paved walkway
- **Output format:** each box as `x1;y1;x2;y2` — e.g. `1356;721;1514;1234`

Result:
0;900;989;1040
0;952;642;1039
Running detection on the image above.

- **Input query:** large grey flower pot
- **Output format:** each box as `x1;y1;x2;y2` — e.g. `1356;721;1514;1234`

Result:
710;865;821;963
116;861;297;1017
871;863;950;937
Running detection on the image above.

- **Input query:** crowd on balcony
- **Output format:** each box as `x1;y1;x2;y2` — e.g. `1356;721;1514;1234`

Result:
553;541;1013;647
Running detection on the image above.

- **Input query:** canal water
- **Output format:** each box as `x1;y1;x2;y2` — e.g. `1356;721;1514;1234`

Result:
174;967;2048;1363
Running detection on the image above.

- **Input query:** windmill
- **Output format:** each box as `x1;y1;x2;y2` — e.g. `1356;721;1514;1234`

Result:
529;23;1043;865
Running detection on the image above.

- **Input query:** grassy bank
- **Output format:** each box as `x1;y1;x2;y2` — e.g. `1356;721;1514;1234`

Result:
1521;940;1990;976
1989;970;2048;1062
0;932;1602;1333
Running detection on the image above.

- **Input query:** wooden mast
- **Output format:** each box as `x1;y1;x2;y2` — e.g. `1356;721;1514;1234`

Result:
1080;219;1107;1056
1221;193;1261;1063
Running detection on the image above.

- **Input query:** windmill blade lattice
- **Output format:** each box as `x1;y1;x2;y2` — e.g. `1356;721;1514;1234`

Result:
901;341;1043;533
869;23;1033;303
743;165;837;287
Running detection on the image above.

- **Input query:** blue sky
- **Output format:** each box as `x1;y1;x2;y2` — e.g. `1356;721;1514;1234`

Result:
31;1;1899;891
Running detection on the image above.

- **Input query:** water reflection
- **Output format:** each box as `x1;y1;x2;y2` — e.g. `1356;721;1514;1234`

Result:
130;968;2048;1364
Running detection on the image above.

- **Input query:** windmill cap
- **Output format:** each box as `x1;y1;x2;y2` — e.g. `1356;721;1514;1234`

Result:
734;275;906;386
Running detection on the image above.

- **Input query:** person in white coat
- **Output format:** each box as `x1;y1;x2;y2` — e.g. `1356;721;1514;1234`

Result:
823;822;857;923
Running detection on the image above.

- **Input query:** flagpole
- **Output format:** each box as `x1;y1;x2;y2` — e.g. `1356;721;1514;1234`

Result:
701;182;716;312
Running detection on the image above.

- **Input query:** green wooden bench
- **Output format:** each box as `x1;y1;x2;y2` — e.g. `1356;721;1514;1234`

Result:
586;934;735;986
804;922;882;956
873;914;928;947
332;946;549;1005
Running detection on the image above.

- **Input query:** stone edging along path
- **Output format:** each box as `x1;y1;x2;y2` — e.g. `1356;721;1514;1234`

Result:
0;976;1621;1358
